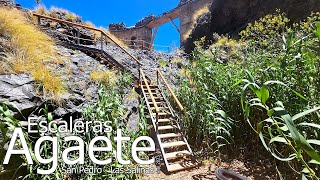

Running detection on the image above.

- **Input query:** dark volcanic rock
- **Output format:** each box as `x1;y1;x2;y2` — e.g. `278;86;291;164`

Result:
109;23;127;31
0;74;41;118
184;0;320;53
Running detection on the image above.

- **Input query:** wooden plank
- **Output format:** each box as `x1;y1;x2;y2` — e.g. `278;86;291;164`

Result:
33;13;101;31
159;133;181;138
157;69;184;111
158;125;177;131
147;97;163;101
165;150;191;159
158;118;175;123
162;141;186;148
152;112;171;117
140;69;160;113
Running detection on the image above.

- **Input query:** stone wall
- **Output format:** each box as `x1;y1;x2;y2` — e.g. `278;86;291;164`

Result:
109;26;152;50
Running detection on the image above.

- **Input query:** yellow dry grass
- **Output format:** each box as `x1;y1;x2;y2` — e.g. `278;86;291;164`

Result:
0;7;65;100
90;70;117;85
34;4;48;15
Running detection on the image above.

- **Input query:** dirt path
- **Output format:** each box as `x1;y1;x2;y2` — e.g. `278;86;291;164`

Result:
142;158;277;180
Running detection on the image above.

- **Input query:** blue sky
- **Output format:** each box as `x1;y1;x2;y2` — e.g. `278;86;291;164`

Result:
16;0;181;52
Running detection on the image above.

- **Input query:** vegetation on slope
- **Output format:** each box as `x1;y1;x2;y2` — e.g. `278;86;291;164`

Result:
0;72;148;179
0;7;65;100
178;11;320;178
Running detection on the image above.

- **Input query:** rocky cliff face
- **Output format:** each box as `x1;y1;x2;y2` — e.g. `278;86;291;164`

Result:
184;0;320;52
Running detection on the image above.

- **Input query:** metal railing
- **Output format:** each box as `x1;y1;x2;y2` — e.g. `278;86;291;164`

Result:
33;13;142;67
118;38;174;53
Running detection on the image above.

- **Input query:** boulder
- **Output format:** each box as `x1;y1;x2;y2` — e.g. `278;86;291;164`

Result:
0;74;41;119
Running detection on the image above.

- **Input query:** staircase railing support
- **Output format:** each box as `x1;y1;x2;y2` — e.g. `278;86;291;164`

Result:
100;32;104;53
77;30;80;44
37;16;41;27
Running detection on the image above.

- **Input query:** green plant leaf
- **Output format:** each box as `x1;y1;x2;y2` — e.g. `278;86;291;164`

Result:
274;107;300;142
306;139;320;146
315;22;320;38
270;136;287;144
260;86;269;104
309;159;320;165
298;122;320;129
292;106;320;122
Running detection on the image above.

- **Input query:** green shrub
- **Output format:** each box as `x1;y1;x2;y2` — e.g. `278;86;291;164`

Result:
178;11;320;178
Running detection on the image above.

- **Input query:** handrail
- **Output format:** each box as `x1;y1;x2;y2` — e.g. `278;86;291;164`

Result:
140;69;160;114
33;13;142;65
157;69;184;112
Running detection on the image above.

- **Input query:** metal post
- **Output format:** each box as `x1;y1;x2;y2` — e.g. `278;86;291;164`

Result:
157;70;159;86
142;41;144;50
179;111;182;125
77;30;80;44
100;32;104;53
37;16;41;27
138;66;141;86
156;113;159;135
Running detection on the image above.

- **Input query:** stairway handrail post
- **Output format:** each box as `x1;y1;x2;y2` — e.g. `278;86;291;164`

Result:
77;30;80;45
157;70;159;86
156;113;159;135
100;32;104;53
37;16;41;27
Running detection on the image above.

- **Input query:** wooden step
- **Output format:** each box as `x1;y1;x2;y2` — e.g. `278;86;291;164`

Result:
150;107;169;111
158;125;177;131
159;133;181;139
148;102;166;107
146;94;162;98
142;85;158;89
147;97;163;101
165;150;192;160
167;161;197;172
162;141;186;148
158;118;175;123
152;112;171;117
144;89;156;92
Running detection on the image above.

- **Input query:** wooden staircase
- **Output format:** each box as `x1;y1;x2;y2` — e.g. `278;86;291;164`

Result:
33;13;198;173
140;69;198;173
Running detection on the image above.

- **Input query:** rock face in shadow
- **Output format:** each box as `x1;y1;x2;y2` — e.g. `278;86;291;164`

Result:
0;74;41;119
184;0;320;53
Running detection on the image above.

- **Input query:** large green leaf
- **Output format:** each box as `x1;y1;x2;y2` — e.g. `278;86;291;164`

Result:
298;134;320;162
274;107;300;142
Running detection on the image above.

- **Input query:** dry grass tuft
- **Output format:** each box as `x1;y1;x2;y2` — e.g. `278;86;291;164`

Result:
34;4;48;15
0;7;65;100
90;70;117;85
